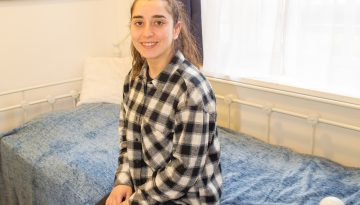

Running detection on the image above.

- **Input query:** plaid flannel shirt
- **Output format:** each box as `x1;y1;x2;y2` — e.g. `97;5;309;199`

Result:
114;51;222;205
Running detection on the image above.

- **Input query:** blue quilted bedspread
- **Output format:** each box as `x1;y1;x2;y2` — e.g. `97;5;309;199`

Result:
0;103;120;205
219;128;360;205
1;103;360;205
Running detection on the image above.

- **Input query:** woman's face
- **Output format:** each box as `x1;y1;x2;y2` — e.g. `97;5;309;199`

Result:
130;0;181;62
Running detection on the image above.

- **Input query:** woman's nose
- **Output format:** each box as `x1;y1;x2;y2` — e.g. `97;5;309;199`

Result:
142;24;154;37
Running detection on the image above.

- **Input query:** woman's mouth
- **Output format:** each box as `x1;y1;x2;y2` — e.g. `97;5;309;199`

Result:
141;42;157;49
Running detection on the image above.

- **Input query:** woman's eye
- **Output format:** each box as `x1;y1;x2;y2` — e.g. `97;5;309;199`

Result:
133;21;143;26
154;21;165;26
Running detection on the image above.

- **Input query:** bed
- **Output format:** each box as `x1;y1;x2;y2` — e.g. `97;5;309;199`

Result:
1;56;360;205
1;102;360;205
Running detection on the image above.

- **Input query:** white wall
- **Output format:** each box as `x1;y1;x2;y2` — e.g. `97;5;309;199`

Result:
0;0;132;93
0;0;133;132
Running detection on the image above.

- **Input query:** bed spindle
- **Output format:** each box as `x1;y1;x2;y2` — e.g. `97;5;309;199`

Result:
70;90;79;108
47;95;55;112
224;95;234;129
21;100;29;124
307;114;319;155
262;104;273;143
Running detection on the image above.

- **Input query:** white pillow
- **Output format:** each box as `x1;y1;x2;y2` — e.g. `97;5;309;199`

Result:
77;56;132;106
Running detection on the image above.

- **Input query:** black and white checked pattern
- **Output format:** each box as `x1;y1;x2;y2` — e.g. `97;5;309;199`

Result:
114;51;222;205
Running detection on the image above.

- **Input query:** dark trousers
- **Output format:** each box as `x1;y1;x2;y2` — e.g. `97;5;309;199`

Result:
95;193;182;205
95;193;109;205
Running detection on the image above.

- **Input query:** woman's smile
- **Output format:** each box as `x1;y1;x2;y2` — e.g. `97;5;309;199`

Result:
141;41;158;49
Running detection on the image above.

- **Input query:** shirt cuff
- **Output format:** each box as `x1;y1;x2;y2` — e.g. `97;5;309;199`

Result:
114;171;132;187
129;188;159;205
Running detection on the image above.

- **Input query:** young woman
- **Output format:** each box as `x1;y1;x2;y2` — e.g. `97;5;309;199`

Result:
105;0;222;204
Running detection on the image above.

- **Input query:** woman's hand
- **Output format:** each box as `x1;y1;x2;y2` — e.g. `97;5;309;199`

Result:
105;185;133;205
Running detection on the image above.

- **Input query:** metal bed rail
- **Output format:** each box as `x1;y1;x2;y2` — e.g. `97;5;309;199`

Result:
0;78;82;124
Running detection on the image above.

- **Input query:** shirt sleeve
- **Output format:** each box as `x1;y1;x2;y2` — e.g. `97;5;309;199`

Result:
129;90;212;204
114;74;133;188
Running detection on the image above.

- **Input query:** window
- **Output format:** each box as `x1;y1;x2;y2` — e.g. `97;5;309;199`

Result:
201;0;360;100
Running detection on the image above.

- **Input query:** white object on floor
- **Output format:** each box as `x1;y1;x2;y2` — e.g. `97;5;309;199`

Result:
319;196;345;205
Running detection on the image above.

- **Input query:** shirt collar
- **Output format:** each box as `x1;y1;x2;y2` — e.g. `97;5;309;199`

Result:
137;50;185;88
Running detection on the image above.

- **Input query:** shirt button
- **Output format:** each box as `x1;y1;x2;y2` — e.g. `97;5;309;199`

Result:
134;161;140;167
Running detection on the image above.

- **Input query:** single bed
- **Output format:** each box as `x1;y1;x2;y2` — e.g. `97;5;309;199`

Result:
1;102;360;205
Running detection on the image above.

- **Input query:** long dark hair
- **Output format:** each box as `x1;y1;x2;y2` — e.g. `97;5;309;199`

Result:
130;0;201;79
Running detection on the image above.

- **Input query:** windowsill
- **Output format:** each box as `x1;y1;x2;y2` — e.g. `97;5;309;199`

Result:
206;76;360;109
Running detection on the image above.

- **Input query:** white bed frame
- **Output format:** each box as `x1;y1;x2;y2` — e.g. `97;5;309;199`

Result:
215;86;360;155
1;77;360;169
209;77;360;168
0;78;81;131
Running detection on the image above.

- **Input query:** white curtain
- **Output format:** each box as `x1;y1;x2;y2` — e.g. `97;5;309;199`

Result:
201;0;360;99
